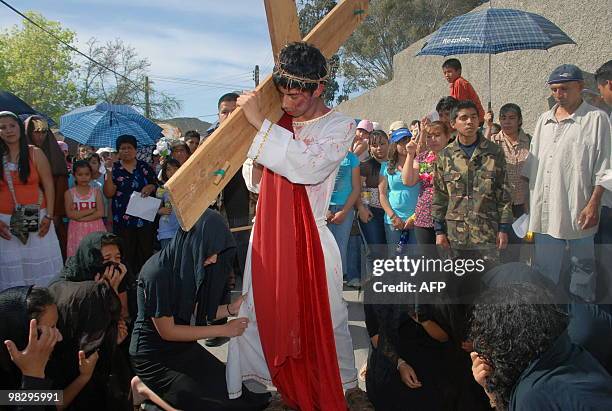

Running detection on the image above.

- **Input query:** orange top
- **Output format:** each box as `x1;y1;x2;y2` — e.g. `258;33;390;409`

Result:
450;76;485;123
0;148;47;214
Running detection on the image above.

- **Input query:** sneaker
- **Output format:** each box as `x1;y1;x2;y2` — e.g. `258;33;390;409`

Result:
347;278;361;288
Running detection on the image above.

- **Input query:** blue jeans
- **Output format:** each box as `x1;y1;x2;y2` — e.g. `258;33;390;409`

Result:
359;207;387;246
346;234;363;281
534;233;596;297
327;205;355;276
385;224;416;259
358;207;387;277
596;206;612;244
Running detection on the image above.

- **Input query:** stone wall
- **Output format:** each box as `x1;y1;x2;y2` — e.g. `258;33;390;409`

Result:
337;0;612;133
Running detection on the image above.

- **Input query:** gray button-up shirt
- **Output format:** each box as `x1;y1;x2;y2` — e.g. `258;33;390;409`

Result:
523;101;611;239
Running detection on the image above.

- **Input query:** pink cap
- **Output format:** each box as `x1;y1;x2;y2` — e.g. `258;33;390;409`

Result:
356;119;373;133
57;140;68;151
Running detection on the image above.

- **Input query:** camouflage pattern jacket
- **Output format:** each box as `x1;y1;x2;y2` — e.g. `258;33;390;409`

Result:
432;134;513;249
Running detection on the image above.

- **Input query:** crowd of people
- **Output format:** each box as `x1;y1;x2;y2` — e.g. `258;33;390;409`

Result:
0;44;611;411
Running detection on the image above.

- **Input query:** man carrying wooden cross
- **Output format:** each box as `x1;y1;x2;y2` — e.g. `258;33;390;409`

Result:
226;42;367;410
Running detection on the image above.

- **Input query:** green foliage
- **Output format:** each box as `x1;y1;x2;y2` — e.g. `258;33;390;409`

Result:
0;12;78;121
298;0;340;105
76;38;180;119
341;0;486;93
0;12;180;122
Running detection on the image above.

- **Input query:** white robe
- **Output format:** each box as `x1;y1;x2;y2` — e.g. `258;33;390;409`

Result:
226;111;358;399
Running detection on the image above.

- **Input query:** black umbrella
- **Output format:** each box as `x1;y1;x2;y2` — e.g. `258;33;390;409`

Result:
0;90;56;127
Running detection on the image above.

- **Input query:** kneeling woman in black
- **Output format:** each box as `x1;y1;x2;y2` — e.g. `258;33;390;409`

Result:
129;209;270;410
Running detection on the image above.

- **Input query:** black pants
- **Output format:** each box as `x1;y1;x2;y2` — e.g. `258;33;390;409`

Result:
114;224;155;275
414;226;436;245
131;344;269;410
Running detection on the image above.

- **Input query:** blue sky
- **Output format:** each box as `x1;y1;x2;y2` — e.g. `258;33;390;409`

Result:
0;0;276;121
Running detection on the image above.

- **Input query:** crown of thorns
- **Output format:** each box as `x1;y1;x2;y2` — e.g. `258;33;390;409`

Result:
273;61;332;87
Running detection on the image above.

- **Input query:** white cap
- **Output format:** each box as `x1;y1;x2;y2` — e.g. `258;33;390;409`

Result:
372;121;383;131
96;147;116;154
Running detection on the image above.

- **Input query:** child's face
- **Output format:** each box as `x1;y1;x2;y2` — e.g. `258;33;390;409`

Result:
370;140;389;160
443;67;460;83
88;157;100;171
166;165;179;179
396;139;409;156
186;138;199;153
499;111;521;135
75;166;91;185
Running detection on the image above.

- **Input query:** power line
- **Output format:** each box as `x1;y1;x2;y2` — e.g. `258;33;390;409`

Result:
0;0;143;91
150;75;250;89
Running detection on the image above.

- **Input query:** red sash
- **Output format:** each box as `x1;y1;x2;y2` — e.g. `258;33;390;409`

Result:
251;114;346;410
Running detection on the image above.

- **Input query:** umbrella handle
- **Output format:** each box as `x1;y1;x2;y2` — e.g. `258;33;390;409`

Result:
488;54;492;115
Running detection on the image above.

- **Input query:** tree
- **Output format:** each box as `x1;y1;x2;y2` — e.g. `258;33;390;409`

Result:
298;0;340;105
76;38;180;119
341;0;485;92
0;12;78;121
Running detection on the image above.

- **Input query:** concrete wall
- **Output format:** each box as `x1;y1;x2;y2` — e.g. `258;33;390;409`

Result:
337;0;612;133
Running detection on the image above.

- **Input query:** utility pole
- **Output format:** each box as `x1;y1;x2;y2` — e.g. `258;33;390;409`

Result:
144;76;151;118
254;65;260;87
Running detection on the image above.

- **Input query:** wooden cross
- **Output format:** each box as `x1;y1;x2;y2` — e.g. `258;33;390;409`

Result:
166;0;369;230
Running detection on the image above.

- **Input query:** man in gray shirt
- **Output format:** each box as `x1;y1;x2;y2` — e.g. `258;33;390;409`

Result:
523;64;612;301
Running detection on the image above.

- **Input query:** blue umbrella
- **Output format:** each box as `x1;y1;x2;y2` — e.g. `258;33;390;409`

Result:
59;102;161;148
0;90;57;127
417;7;575;108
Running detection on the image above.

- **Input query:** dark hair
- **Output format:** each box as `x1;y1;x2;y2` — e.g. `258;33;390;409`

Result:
217;93;239;109
170;140;191;155
425;120;451;136
26;287;55;321
436;96;459;114
451;100;478;122
594;60;612;85
469;283;568;410
72;159;92;175
365;130;388;179
369;129;389;146
442;58;462;71
184;130;201;141
499;102;523;129
115;134;137;151
0;111;31;183
410;119;420;127
85;152;101;164
161;158;181;182
99;232;123;252
272;42;328;93
387;136;409;175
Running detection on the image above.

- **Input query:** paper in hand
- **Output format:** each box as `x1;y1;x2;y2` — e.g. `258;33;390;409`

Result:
125;192;161;222
512;213;529;238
